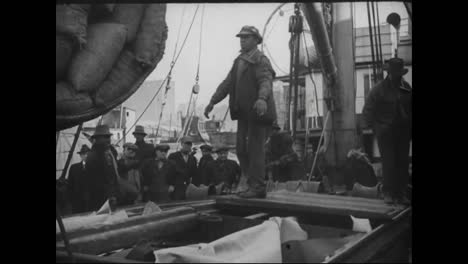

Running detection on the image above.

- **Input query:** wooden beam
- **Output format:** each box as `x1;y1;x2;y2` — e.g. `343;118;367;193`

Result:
60;123;83;180
325;207;411;263
216;194;400;220
67;213;199;255
56;250;150;263
57;207;196;241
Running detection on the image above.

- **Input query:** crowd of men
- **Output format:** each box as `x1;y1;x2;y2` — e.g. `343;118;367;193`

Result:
62;125;251;214
59;120;311;215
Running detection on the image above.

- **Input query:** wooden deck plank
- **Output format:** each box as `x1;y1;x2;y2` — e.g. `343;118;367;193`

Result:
216;194;403;220
265;194;397;216
266;192;398;214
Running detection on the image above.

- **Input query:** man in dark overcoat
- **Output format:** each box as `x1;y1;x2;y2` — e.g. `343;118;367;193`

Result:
193;144;214;186
141;144;176;203
68;144;91;214
167;136;198;200
84;125;119;211
363;58;412;205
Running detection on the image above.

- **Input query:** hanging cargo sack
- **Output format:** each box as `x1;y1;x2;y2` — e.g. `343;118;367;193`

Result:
56;4;90;47
94;49;145;107
113;4;145;43
134;4;168;67
56;82;93;115
56;33;76;82
68;23;127;93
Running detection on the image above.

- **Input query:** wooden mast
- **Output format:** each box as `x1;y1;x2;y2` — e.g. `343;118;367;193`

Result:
324;2;357;184
302;3;357;185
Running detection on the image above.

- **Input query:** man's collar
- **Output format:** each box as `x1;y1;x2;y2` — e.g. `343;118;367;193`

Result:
239;47;258;60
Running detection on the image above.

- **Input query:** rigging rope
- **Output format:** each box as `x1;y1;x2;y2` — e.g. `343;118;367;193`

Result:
366;1;377;84
264;43;289;75
117;5;201;145
177;4;205;143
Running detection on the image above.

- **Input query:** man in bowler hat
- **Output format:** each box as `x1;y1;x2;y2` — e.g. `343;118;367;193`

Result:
68;144;91;214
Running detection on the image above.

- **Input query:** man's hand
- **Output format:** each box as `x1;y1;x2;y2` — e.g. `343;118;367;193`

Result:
204;103;214;119
168;185;175;193
253;99;267;116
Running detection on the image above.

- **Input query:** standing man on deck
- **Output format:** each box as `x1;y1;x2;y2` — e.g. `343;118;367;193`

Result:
204;25;276;199
168;136;198;200
193;144;214;186
133;125;155;165
84;125;119;211
68;144;91;214
142;144;176;203
363;58;412;205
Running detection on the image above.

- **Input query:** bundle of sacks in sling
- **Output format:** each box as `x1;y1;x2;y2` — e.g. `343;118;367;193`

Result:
56;4;168;125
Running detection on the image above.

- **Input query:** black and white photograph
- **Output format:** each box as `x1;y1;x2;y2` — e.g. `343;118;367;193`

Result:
56;2;412;262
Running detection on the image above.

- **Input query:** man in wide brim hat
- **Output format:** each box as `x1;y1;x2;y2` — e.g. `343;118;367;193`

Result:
132;125;154;164
91;124;113;138
383;57;408;76
362;56;412;206
132;125;147;136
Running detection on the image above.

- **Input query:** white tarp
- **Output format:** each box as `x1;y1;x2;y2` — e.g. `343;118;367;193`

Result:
154;216;308;263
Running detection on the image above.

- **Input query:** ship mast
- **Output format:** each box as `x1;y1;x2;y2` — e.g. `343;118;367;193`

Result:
301;3;357;185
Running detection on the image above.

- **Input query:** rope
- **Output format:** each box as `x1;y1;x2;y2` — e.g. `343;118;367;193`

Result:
264;44;289;75
371;1;381;79
308;111;330;181
366;1;377;83
177;4;206;143
261;3;289;52
195;4;205;82
220;106;230;130
172;5;186;62
117;5;201;145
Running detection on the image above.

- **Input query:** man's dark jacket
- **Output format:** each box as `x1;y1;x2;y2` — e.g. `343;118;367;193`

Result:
362;77;412;135
84;144;119;211
167;151;198;200
193;155;214;186
141;159;176;203
68;161;88;214
206;159;241;187
135;141;155;165
210;48;276;124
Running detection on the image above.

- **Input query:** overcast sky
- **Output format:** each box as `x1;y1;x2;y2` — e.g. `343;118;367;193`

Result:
144;2;409;108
